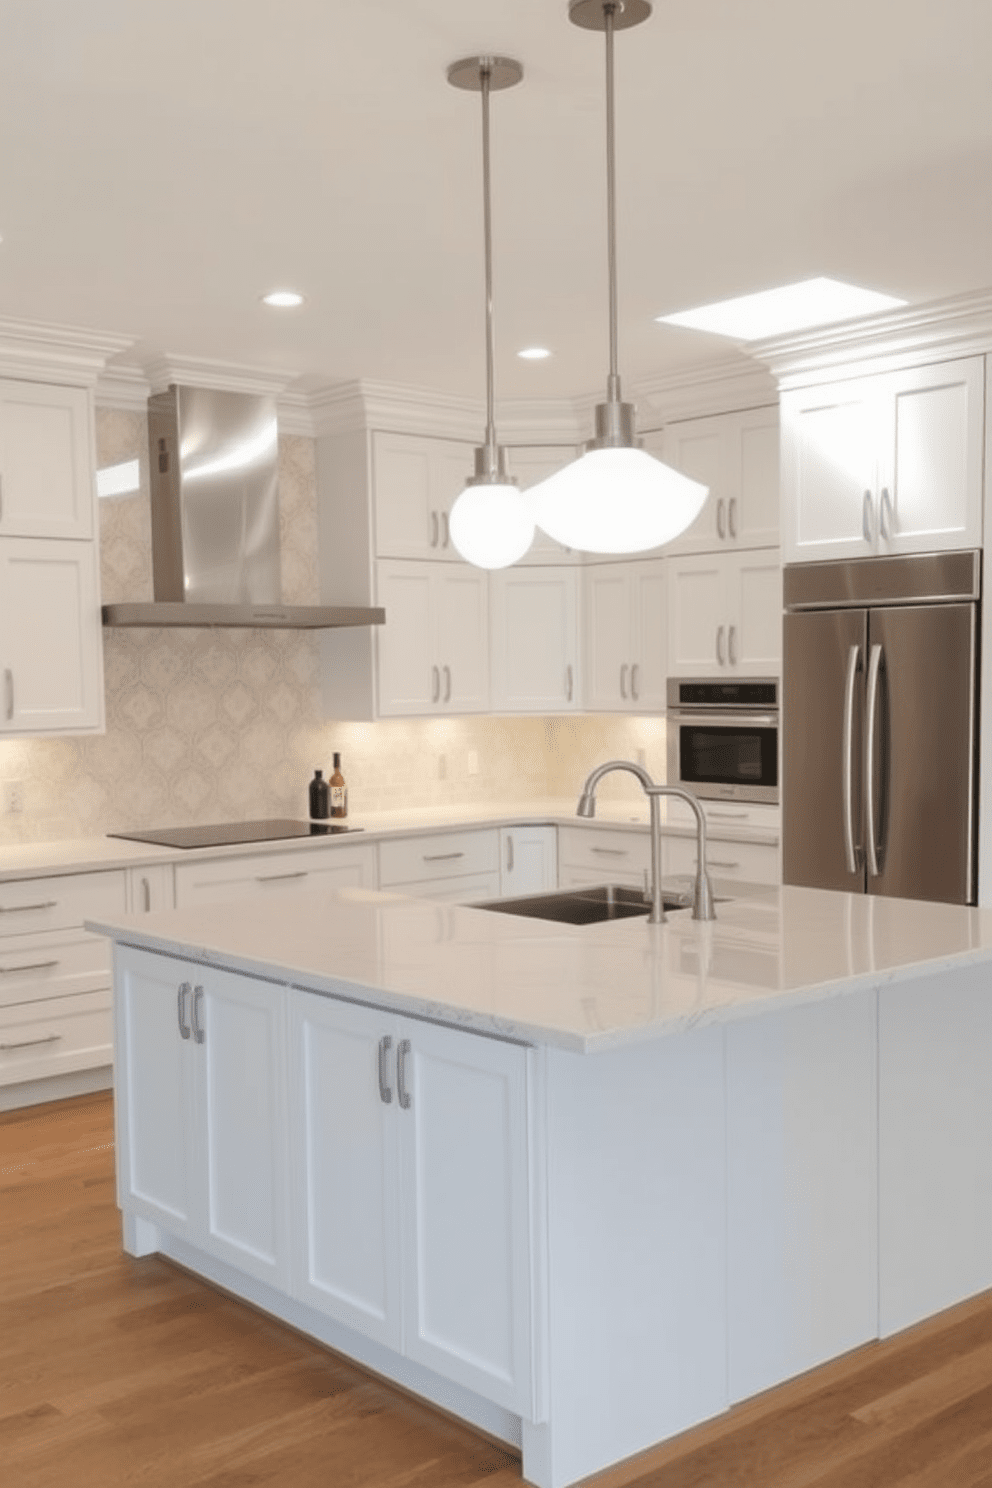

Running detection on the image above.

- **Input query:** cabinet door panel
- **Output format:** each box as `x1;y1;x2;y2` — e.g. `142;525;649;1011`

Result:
668;557;725;677
505;446;577;564
783;388;877;561
736;408;780;549
114;946;199;1239
200;969;289;1288
290;994;401;1348
375;562;435;715
732;553;782;675
655;422;724;554
491;568;577;712
888;360;983;550
0;538;103;733
373;435;437;559
400;1021;533;1413
0;382;93;538
583;566;632;710
630;561;668;709
435;569;489;712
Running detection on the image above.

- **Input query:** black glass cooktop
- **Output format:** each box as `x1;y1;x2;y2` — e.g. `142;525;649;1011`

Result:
109;818;362;850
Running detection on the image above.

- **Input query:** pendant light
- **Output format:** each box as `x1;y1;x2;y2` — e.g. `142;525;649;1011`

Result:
531;0;708;553
446;56;534;569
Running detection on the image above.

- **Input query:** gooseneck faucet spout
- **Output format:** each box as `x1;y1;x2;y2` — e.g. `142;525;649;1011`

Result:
576;760;716;924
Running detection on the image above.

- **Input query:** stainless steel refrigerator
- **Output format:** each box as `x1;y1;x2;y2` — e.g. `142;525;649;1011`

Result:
783;550;980;904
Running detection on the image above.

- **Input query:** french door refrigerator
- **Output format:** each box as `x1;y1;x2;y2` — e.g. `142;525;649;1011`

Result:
783;550;980;905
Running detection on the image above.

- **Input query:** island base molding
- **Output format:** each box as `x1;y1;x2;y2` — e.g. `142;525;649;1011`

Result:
121;1212;525;1454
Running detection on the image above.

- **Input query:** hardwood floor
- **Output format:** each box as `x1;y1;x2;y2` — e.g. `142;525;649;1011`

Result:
3;1093;992;1488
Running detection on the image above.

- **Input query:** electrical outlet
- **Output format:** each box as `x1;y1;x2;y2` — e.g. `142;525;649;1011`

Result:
3;780;24;815
467;750;479;777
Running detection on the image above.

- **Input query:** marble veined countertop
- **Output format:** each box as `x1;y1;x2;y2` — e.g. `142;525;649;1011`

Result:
87;880;992;1054
0;797;778;882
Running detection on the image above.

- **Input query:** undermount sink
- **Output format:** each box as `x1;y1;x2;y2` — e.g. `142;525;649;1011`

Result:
474;883;694;927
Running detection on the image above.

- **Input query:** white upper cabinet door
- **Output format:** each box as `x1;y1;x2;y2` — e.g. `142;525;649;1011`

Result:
583;559;667;712
668;551;781;678
781;358;984;563
0;381;94;539
289;992;402;1350
884;359;984;554
372;432;474;561
667;554;727;678
375;561;436;716
490;567;579;713
398;1019;535;1416
727;552;782;676
0;537;104;734
629;560;669;710
197;966;291;1291
504;445;579;565
434;567;490;712
653;406;780;556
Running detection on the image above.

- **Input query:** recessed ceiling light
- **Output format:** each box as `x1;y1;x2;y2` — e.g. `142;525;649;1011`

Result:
518;346;551;360
261;290;305;308
657;277;907;342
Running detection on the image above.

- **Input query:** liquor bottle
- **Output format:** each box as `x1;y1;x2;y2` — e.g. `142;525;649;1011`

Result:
330;752;347;818
309;769;329;820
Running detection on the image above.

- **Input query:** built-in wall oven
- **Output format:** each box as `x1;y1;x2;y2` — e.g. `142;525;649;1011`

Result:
666;678;779;805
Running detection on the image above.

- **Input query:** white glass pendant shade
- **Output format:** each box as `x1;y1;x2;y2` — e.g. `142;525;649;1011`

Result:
533;446;708;553
448;481;536;568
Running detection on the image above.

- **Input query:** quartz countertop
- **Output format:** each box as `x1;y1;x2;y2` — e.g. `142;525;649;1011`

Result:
87;880;992;1055
0;797;778;883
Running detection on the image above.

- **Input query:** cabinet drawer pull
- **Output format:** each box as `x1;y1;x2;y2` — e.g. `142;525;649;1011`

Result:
430;511;439;548
506;836;514;873
397;1038;412;1109
631;663;640;701
177;982;192;1040
728;496;738;539
443;664;452;703
689;856;740;871
619;663;629;700
716;497;726;539
441;510;450;549
0;959;59;975
142;877;151;913
879;485;893;540
716;626;726;666
0;1032;61;1051
0;900;57;915
565;664;574;702
422;850;464;862
191;985;205;1045
728;624;738;666
431;665;441;704
709;809;748;820
377;1034;393;1104
591;846;628;857
4;668;12;722
863;489;874;544
255;869;307;884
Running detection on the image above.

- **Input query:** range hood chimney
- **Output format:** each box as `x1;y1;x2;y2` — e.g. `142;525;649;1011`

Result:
102;385;384;631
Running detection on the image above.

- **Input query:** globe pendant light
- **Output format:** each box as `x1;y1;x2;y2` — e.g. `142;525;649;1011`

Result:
532;0;708;554
447;56;534;569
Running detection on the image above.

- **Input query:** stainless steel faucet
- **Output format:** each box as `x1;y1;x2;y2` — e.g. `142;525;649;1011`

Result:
576;761;716;924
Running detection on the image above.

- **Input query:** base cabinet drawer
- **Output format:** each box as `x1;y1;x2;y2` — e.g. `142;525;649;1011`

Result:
175;844;376;908
666;834;780;885
378;829;499;887
0;869;126;936
0;931;111;1009
557;825;650;887
387;872;501;904
0;989;111;1085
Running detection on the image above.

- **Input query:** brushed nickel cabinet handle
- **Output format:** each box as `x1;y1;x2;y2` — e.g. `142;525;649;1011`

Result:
177;982;192;1040
620;663;629;700
397;1038;412;1110
255;869;307;883
879;486;893;541
0;1033;61;1051
441;510;450;549
377;1035;393;1104
422;850;464;862
0;900;56;915
863;489;874;544
728;624;738;666
431;665;441;704
591;845;628;857
430;511;439;548
565;664;573;702
4;668;13;722
191;985;205;1046
728;497;738;539
443;664;452;703
506;836;514;873
0;959;59;975
716;498;726;539
631;663;640;701
716;626;726;666
142;877;151;913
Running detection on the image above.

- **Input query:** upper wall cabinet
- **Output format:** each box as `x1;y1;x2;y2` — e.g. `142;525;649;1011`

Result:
645;406;780;556
780;357;985;564
489;566;579;713
583;559;668;712
503;445;578;566
0;381;95;539
373;432;474;561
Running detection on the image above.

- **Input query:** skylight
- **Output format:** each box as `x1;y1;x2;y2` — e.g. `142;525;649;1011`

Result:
657;277;907;342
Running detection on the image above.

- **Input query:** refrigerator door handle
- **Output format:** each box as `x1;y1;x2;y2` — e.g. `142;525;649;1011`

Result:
842;643;862;876
865;642;883;877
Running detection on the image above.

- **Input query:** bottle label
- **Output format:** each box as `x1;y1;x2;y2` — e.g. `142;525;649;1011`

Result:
330;786;347;817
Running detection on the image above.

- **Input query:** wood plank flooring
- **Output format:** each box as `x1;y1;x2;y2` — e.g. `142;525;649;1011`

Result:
3;1092;992;1487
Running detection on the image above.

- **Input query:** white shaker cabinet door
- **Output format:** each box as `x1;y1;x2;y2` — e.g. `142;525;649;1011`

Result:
629;560;669;709
490;566;578;713
781;381;878;562
289;993;402;1350
583;564;633;710
197;966;290;1291
433;567;490;713
372;432;473;562
729;551;782;675
667;554;726;677
651;420;724;555
398;1019;535;1415
0;537;104;734
0;380;94;539
884;358;984;554
734;406;781;550
375;561;436;715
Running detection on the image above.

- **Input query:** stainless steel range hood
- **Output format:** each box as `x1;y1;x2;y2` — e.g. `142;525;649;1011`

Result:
102;385;384;631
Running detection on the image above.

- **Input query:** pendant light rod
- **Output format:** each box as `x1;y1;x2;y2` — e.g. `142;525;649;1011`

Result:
604;2;620;402
480;62;497;453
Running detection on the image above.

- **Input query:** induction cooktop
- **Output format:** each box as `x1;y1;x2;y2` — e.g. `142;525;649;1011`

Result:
109;818;363;850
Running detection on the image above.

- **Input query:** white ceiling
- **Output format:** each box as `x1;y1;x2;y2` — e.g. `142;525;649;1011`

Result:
2;0;991;402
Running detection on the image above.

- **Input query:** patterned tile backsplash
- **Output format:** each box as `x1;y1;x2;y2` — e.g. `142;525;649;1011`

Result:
0;410;666;843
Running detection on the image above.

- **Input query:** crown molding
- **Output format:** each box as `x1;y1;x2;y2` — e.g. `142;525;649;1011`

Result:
307;378;584;445
144;353;298;398
0;317;134;385
630;355;777;426
750;287;992;388
95;362;151;410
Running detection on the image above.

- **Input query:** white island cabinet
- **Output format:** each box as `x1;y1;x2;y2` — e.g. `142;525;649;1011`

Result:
92;883;992;1488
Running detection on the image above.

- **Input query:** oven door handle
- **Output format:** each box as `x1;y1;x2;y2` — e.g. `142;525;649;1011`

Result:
669;712;778;728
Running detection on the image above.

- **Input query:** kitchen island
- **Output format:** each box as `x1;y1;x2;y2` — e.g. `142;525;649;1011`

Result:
89;884;992;1488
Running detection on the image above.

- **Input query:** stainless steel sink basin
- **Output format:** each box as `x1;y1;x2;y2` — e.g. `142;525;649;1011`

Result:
474;883;693;926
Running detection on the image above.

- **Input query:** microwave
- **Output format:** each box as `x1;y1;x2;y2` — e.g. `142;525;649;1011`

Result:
666;678;779;805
